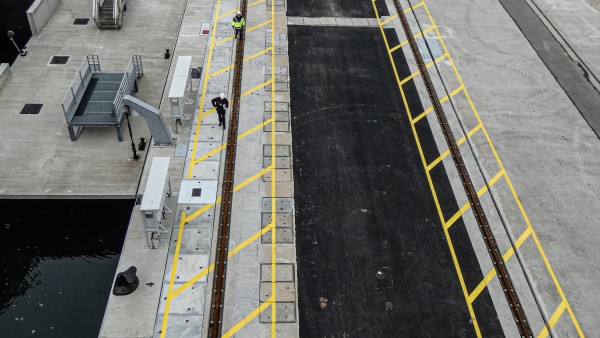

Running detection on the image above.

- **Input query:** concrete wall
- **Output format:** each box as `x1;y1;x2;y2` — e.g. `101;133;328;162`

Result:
0;64;11;91
26;0;61;36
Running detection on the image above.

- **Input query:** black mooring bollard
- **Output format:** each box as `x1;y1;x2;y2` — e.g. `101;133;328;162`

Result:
112;266;139;296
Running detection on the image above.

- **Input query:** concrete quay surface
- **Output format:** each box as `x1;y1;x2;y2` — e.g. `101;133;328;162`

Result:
0;0;599;334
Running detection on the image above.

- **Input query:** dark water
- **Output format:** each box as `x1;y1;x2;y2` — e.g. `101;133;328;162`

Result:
0;199;134;337
0;0;34;65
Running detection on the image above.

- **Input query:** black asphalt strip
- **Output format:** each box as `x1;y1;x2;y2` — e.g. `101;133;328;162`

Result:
289;25;504;337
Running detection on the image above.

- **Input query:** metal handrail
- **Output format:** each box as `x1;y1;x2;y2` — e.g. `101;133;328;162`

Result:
61;56;99;121
112;56;141;121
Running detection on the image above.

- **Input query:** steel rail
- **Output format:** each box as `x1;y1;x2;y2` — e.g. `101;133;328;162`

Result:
208;1;248;336
390;0;533;336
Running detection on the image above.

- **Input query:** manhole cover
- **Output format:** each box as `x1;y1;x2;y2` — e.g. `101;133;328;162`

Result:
73;18;90;25
49;56;70;65
20;104;43;115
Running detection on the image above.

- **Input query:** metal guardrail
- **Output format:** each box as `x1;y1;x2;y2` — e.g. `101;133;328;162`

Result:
61;55;100;122
112;55;143;122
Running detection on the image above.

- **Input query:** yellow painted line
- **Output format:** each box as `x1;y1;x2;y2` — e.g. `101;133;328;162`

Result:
160;213;187;338
209;47;273;79
215;19;273;46
537;300;567;338
389;41;406;53
372;0;481;336
270;0;277;335
443;169;505;230
182;201;217;224
234;166;273;192
187;0;222;180
192;119;272;166
399;52;448;86
502;226;532;262
469;224;533;304
412;85;463;125
242;79;272;97
427;123;481;172
171;222;275;298
468;268;496;304
381;14;398;26
391;25;437;53
223;298;274;338
219;0;266;19
422;2;583;334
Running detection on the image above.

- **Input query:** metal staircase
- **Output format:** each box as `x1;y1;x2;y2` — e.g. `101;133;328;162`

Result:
93;0;126;29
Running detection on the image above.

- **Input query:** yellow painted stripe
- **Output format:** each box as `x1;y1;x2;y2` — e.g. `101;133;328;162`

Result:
412;85;463;124
242;79;272;97
209;47;273;79
234;166;273;192
502;226;532;263
160;214;187;338
427;123;481;172
215;19;273;46
399;52;448;86
381;14;398;26
372;0;481;336
270;0;277;336
223;298;273;338
219;0;266;19
240;118;272;139
537;300;567;338
422;1;583;334
468;268;496;304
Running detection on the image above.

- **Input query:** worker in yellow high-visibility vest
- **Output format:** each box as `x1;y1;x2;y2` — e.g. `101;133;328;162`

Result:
232;11;245;39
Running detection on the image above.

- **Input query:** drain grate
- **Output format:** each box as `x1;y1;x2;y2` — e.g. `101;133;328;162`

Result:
20;104;43;115
191;188;202;197
73;18;90;25
49;56;70;65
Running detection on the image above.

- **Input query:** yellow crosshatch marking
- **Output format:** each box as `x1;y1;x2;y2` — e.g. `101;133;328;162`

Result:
219;0;265;19
427;123;482;172
215;19;273;46
381;1;425;26
373;0;584;336
411;85;463;125
160;0;279;334
390;25;436;52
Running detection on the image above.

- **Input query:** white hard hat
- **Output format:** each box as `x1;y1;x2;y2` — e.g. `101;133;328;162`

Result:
236;11;241;15
220;93;225;99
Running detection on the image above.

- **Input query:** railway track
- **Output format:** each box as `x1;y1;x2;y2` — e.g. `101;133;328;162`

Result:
207;1;248;336
390;0;533;336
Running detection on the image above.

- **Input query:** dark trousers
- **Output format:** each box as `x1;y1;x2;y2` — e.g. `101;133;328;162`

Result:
217;110;225;126
234;28;243;39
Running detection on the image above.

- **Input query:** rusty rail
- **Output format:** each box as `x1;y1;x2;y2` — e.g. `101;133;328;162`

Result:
391;0;533;336
207;1;248;336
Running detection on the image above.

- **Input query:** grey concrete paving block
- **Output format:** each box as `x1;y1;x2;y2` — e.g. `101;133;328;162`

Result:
320;17;336;26
263;110;290;122
190;160;221;180
165;254;209;283
154;314;203;338
175;144;188;157
274;5;285;11
195;141;224;161
261;197;293;212
267;46;288;54
263;155;291;169
178;180;218;204
261;227;293;244
264;101;289;111
416;37;444;62
287;17;304;25
266;81;289;92
259;302;296;323
263;144;291;156
302;17;321;26
259;282;296;302
351;18;369;26
261;212;293;228
261;168;292;181
177;205;215;228
201;113;222;126
367;18;379;27
266;0;285;6
260;263;295;282
335;18;354;26
265;66;288;75
273;74;288;82
195;124;224;141
158;282;207;314
263;121;290;132
169;224;213;254
207;81;228;94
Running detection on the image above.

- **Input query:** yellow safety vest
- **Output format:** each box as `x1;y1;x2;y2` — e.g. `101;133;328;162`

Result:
232;16;245;29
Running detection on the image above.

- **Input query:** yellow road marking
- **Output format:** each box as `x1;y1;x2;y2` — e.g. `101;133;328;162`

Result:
372;0;481;335
210;47;273;79
270;0;277;335
468;269;496;304
215;19;273;46
380;2;425;26
400;52;448;86
427;123;482;172
538;300;567;338
160;214;187;338
223;298;274;338
234;166;273;192
444;169;505;230
412;85;463;125
390;25;436;53
171;222;275;298
381;14;398;26
502;226;532;263
421;2;583;334
219;0;266;19
242;79;272;97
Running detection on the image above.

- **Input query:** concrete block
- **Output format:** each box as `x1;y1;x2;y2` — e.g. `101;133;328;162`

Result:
263;155;291;169
259;282;296;302
0;64;11;91
263;144;291;156
165;254;210;282
259;302;296;323
158;282;207;314
261;212;293;228
261;227;293;243
261;168;292;181
260;263;295;282
155;314;203;338
261;197;293;212
178;179;218;204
